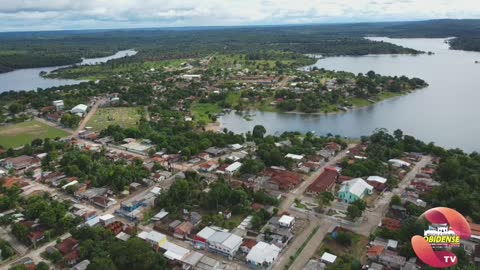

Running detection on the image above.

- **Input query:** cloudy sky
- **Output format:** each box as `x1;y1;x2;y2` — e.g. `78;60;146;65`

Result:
0;0;479;32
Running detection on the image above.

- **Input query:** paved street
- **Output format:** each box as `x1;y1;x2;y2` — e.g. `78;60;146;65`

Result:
274;155;431;270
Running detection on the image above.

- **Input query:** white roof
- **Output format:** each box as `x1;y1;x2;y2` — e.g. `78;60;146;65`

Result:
230;144;243;150
138;231;149;240
222;234;243;250
72;104;88;112
152;210;169;220
321;252;337;263
99;214;115;221
145;231;166;244
225;161;242;172
285;153;304;160
163;242;190;260
150;187;162;195
389;159;411;167
246;242;281;263
196;226;217;240
115;232;131;241
84;216;100;227
279;215;295;225
340;178;373;198
387;239;398;249
367;176;387;184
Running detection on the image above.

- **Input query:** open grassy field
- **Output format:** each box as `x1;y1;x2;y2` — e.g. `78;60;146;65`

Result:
191;103;221;124
86;107;143;131
0;120;70;148
316;232;369;264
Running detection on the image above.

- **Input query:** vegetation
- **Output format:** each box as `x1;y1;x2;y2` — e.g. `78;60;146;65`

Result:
87;107;143;131
69;226;168;270
0;120;70;148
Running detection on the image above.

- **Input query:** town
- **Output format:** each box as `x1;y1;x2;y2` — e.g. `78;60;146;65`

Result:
0;19;480;270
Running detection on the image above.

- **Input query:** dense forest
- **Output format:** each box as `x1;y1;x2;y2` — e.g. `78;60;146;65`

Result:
2;19;480;73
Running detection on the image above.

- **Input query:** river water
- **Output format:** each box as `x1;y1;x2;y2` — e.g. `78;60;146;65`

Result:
0;49;137;92
220;38;480;152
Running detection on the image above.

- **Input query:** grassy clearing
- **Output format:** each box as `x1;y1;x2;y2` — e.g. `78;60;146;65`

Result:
316;232;368;264
377;91;404;101
0;120;70;148
349;98;372;108
191;103;221;124
225;92;241;107
87;107;143;131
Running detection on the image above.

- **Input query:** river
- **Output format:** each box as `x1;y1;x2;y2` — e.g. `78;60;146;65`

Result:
0;49;137;92
220;38;480;152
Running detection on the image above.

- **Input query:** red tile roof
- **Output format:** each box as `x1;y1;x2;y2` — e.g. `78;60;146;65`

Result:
265;168;302;190
307;167;339;194
381;217;402;231
242;239;257;249
56;237;79;255
367;245;385;257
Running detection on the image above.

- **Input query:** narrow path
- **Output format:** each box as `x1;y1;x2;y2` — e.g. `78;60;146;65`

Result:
73;98;105;137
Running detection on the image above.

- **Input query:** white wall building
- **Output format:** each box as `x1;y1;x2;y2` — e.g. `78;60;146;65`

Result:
246;242;281;269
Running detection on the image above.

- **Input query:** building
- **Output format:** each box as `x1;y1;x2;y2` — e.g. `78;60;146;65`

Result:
379;250;407;269
278;215;295;228
1;155;40;173
320;252;337;264
194;226;243;258
56;237;80;265
52;100;64;111
138;230;168;248
388;159;411;168
71;104;88;117
306;167;339;196
225;162;242;175
264;168;302;191
174;221;194;239
246;242;281;269
366;176;388;191
338;178;373;203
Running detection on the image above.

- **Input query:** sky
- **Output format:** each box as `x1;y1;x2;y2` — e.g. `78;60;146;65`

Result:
0;0;479;32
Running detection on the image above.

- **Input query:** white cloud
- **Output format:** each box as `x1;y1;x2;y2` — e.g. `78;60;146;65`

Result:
0;0;479;31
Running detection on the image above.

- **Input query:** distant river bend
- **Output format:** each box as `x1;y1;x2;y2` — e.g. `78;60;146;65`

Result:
0;49;137;92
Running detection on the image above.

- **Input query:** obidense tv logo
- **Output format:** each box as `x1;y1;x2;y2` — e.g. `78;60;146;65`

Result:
411;207;471;268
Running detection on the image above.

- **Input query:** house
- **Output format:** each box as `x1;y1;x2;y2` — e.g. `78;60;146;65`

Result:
320;252;337;264
338;178;373;203
225;162;242;175
285;153;304;161
306;167;339;196
99;214;115;226
199;160;219;173
264;168;302;191
241;239;257;254
56;237;80;265
379;250;407;269
381;218;402;231
138;230;168;248
91;196;117;209
367;245;385;260
389;159;411;168
71;260;90;270
52;100;64;111
174;221;194;239
2;155;40;173
367;176;388;191
194;226;243;258
190;211;202;226
278;215;295;228
71;104;88;117
246;242;281;269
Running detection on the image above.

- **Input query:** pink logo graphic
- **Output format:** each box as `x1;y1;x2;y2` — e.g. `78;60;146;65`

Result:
411;207;471;268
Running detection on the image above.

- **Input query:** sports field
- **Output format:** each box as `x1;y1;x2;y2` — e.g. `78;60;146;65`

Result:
86;107;142;131
0;120;70;148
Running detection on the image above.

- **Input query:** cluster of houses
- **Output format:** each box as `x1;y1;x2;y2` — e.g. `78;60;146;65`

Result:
41;99;89;124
